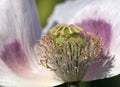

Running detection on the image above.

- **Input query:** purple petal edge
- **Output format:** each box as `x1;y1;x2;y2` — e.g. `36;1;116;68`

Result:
76;19;112;51
0;40;31;77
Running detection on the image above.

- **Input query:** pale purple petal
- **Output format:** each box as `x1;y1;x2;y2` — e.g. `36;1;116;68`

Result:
76;19;112;51
0;40;31;77
0;0;40;76
72;0;120;81
43;0;92;33
82;56;114;81
0;0;63;86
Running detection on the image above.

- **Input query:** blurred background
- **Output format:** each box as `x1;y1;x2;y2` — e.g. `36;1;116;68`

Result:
36;0;120;87
36;0;65;28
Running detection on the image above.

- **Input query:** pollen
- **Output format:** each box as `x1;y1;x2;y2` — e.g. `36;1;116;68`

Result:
37;24;109;82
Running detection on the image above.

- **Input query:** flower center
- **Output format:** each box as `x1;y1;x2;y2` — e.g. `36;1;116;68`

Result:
37;24;109;82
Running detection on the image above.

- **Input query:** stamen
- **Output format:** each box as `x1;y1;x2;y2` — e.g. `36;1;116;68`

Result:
37;24;110;82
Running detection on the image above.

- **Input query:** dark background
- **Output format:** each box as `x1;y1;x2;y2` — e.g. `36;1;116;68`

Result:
36;0;120;87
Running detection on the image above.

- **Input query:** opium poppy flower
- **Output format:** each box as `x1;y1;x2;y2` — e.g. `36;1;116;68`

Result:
0;0;120;87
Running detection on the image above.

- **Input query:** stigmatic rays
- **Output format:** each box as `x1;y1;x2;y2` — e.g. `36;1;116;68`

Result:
37;24;110;82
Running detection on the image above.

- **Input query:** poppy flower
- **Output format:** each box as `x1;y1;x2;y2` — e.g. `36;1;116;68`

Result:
0;0;120;87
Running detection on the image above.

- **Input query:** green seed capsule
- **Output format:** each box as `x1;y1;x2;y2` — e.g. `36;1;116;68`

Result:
50;24;84;45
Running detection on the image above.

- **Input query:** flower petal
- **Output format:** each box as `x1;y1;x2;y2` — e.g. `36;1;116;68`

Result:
0;59;63;87
45;0;120;81
0;0;63;86
72;0;120;81
43;0;92;33
76;19;112;51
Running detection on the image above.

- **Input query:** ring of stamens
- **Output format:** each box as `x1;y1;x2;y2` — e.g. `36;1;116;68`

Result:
37;24;110;82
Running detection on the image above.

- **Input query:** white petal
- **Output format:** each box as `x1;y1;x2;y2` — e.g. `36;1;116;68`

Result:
0;59;62;87
0;0;63;86
43;0;92;33
71;0;120;81
44;0;120;81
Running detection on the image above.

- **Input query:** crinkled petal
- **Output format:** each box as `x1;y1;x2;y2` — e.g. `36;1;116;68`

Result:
45;0;120;81
0;0;63;86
